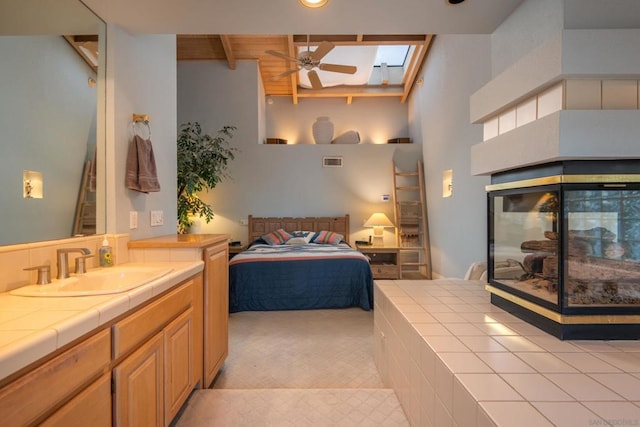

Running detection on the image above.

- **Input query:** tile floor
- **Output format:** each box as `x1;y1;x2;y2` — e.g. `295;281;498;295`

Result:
375;279;640;426
175;308;410;426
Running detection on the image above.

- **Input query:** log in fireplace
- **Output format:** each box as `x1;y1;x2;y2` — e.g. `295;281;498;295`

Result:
487;160;640;339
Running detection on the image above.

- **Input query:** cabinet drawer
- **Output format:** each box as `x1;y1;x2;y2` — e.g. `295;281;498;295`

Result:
41;373;111;427
112;279;193;360
372;264;399;279
0;328;110;426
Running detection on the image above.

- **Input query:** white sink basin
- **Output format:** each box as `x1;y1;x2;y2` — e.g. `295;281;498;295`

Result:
11;265;174;297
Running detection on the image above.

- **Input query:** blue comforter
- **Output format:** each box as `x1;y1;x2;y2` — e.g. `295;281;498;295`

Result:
229;243;373;312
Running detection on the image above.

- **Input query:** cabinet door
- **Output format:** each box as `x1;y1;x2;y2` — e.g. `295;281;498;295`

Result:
204;243;229;387
41;373;111;427
0;328;110;426
164;308;194;424
113;332;164;427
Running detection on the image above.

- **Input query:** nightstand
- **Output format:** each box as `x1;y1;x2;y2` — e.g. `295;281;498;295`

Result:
228;245;245;260
357;245;400;279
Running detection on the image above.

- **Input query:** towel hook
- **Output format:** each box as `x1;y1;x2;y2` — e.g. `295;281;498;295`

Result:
132;113;151;139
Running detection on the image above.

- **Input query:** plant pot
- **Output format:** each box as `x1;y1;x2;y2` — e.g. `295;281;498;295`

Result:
187;216;202;234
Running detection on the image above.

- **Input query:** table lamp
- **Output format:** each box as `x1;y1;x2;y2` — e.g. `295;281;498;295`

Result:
364;213;394;246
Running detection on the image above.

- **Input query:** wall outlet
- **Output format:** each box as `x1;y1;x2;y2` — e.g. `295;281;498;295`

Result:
239;219;248;226
129;211;138;229
150;210;164;226
380;194;390;202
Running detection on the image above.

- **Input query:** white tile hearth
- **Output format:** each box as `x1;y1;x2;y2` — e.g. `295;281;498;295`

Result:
375;279;640;426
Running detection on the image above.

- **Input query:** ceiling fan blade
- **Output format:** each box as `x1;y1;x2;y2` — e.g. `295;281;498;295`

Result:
307;70;323;90
265;50;299;63
310;41;334;62
270;68;300;81
318;63;357;74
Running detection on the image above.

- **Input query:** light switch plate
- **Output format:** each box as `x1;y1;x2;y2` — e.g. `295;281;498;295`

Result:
129;211;138;229
150;210;164;226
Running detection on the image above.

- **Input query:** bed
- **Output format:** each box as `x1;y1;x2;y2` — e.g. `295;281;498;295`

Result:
229;215;374;312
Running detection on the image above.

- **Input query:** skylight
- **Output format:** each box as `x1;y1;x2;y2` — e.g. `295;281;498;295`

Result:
374;45;409;67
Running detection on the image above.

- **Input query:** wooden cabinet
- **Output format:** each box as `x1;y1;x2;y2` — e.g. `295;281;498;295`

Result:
0;328;110;426
164;308;194;422
127;234;230;389
204;241;229;387
0;273;203;426
113;332;164;427
112;277;200;427
41;373;112;427
358;246;400;279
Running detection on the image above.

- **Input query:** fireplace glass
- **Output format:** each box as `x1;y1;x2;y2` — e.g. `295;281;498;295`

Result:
565;188;640;308
490;188;560;307
490;185;640;313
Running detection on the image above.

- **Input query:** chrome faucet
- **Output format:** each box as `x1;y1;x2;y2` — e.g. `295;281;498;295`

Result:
57;248;91;280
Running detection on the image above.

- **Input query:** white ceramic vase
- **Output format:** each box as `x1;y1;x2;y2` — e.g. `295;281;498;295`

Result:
312;116;334;144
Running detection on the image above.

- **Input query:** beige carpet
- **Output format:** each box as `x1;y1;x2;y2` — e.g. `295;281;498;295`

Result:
175;308;409;426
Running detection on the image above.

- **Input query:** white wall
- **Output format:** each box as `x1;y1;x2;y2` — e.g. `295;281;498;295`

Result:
491;0;564;77
266;97;409;145
0;36;96;245
178;60;422;245
410;35;492;278
105;26;177;238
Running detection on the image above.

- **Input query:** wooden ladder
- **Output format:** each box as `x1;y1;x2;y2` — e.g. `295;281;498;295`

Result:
392;160;432;279
72;159;97;236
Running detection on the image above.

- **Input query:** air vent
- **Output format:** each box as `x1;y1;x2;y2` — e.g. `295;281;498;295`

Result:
323;156;343;168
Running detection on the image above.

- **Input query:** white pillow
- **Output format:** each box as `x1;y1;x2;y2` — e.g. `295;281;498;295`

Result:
285;237;308;245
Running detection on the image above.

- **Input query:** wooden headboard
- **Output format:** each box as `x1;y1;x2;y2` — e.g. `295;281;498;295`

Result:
248;215;350;244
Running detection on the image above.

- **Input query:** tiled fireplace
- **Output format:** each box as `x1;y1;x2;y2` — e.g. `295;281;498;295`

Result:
487;160;640;339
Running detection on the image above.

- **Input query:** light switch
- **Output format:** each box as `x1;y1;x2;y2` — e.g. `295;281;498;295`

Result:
129;211;138;229
150;210;164;226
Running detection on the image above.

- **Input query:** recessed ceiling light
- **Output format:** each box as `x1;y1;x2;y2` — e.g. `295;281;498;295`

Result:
299;0;329;8
448;0;466;4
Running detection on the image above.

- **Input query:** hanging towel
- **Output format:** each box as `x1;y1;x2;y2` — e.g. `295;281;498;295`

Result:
126;134;161;193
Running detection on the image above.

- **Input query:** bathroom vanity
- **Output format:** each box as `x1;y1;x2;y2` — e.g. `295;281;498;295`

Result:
0;232;231;425
0;261;204;426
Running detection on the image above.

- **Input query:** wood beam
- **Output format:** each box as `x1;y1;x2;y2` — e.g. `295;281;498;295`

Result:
297;85;404;99
292;34;429;46
219;35;236;70
287;35;298;105
401;35;434;103
63;35;97;73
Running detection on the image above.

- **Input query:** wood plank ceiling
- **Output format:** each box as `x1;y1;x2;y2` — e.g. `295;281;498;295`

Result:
177;34;434;104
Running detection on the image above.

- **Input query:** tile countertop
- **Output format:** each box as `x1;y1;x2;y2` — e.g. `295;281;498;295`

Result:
128;233;229;249
0;260;204;383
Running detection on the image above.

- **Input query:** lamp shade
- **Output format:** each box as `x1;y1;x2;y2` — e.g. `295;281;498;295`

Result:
363;213;394;228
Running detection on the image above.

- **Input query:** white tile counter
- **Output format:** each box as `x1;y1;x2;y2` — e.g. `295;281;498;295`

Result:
0;261;203;382
374;279;640;427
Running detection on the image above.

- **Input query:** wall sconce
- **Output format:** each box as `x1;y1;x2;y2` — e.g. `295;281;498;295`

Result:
299;0;329;8
442;169;453;198
363;212;395;246
23;170;43;199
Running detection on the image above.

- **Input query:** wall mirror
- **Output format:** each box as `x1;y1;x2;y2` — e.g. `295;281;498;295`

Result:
0;0;106;246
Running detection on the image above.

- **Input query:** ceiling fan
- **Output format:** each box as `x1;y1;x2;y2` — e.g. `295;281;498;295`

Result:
266;37;357;89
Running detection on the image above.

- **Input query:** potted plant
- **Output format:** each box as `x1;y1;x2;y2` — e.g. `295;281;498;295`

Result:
177;122;237;234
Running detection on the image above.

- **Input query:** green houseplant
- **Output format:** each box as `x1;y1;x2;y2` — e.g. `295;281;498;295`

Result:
177;122;237;234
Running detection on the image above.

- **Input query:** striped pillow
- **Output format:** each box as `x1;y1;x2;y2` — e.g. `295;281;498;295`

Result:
262;229;292;245
312;230;343;245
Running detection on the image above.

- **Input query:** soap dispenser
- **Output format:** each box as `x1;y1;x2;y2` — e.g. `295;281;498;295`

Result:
99;237;114;267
